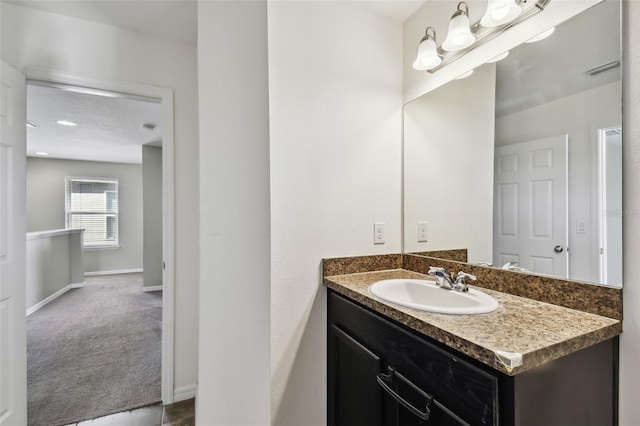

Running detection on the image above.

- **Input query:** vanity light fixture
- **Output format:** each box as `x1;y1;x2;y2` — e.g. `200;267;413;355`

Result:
413;0;551;73
525;27;555;43
442;2;476;52
480;0;522;28
486;51;510;63
56;120;77;127
412;27;442;71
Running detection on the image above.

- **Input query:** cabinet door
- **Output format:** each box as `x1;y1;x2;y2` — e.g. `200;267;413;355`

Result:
329;291;498;426
328;324;382;426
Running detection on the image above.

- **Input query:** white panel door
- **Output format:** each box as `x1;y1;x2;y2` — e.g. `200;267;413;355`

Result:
494;135;568;277
0;61;27;426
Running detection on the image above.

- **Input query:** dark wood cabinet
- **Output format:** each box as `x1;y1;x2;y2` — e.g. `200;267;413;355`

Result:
328;290;617;426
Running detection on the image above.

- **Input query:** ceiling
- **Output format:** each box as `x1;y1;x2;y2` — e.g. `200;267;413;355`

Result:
7;0;198;45
26;83;162;164
495;0;621;117
354;0;424;22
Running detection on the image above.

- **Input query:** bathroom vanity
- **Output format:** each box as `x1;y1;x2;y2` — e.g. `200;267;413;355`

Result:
324;255;622;426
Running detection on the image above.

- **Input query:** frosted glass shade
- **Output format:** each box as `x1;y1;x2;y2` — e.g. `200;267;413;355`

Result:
412;38;441;71
480;0;521;27
443;13;476;51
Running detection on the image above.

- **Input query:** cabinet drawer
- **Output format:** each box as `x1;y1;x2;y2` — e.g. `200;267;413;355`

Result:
329;291;499;426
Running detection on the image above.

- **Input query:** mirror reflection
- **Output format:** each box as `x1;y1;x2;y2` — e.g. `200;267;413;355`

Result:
403;0;621;286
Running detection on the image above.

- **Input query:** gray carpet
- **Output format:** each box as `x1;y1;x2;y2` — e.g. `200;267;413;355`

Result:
27;273;162;426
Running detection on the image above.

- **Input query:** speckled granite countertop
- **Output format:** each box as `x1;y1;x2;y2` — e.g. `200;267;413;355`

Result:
325;269;622;376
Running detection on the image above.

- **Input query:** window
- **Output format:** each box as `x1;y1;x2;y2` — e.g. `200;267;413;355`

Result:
65;177;119;249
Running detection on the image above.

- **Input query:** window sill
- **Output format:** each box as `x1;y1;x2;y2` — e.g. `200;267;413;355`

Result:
84;245;121;251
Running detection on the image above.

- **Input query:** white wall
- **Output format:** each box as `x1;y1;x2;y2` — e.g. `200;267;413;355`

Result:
496;82;621;283
620;1;640;423
143;146;162;288
1;2;199;395
268;2;402;424
404;63;495;262
197;1;271;424
26;229;83;311
26;157;143;274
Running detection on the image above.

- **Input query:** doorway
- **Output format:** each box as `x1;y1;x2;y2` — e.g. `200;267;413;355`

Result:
22;70;176;416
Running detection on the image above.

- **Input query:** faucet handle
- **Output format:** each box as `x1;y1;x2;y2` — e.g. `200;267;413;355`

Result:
428;266;445;276
456;271;476;282
452;271;475;292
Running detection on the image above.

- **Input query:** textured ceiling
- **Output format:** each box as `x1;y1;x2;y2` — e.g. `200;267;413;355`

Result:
26;83;162;164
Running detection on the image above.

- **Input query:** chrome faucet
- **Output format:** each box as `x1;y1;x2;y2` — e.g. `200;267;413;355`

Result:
428;267;476;292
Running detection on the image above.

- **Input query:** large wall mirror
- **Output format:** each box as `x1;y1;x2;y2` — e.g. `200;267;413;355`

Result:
403;0;621;286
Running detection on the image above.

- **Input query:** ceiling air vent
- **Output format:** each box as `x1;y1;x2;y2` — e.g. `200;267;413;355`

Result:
584;60;620;77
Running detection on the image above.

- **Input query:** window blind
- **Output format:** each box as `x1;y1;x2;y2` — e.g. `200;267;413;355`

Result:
65;177;119;248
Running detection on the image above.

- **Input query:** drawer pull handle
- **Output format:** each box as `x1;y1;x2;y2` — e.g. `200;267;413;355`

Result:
376;367;432;420
377;367;472;426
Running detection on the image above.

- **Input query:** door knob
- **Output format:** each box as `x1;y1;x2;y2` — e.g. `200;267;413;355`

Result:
554;245;564;253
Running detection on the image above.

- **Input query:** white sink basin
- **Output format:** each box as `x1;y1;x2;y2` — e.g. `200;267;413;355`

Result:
369;279;499;315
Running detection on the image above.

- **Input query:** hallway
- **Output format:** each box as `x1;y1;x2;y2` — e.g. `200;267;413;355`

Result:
27;273;161;426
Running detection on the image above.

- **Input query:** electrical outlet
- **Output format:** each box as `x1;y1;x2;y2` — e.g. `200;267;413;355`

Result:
374;222;385;244
417;222;428;242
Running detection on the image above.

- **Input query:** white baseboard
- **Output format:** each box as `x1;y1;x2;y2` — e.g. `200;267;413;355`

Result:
142;285;163;292
26;284;71;316
173;384;197;402
70;281;86;288
85;268;143;276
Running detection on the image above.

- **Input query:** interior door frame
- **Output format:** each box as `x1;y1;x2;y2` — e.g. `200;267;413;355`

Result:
18;66;176;404
597;125;623;286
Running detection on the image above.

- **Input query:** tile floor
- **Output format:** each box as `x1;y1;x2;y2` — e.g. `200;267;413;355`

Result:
66;399;195;426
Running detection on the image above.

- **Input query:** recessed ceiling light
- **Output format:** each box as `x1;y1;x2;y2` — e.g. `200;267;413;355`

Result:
56;120;77;127
34;152;49;156
525;27;555;43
